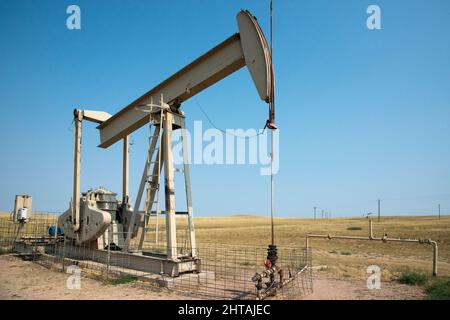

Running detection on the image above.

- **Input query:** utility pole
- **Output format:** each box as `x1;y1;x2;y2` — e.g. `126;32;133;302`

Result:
438;204;441;220
377;199;381;222
321;210;324;219
314;207;317;220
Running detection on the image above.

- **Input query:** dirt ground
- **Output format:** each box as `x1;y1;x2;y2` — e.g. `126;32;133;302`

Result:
305;272;425;300
0;255;425;300
0;255;189;300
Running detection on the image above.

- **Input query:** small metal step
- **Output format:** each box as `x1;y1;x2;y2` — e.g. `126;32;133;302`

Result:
148;211;189;215
146;182;160;189
149;210;168;215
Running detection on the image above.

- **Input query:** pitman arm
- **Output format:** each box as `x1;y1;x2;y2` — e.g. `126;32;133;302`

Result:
71;109;112;232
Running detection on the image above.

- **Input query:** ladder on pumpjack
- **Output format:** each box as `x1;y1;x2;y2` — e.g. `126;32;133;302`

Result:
143;98;164;244
141;97;191;245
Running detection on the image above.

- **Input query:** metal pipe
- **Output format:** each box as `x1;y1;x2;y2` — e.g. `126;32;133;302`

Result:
431;240;438;276
270;129;275;246
253;265;309;300
305;221;438;276
252;267;277;299
122;136;129;200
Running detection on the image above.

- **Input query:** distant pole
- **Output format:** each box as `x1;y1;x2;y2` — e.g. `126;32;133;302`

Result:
321;210;324;219
377;199;381;222
438;204;441;220
314;207;317;220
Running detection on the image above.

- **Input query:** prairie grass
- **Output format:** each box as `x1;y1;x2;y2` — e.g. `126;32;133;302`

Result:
426;277;450;300
1;212;449;281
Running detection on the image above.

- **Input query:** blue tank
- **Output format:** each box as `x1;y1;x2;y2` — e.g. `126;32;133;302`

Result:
48;226;64;236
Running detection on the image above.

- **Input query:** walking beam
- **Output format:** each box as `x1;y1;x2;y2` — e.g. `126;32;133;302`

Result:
97;10;273;149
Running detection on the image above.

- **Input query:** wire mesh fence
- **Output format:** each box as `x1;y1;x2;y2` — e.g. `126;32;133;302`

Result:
165;243;313;300
0;214;58;254
0;217;313;300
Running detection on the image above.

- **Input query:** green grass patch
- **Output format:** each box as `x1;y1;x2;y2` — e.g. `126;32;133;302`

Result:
397;270;428;286
346;227;363;231
0;247;12;255
426;277;450;300
340;251;352;256
106;275;138;285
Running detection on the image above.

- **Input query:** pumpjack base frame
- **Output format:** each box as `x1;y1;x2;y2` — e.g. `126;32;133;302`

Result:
40;243;201;277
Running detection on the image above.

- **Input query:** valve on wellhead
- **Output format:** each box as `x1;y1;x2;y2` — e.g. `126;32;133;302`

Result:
266;244;278;268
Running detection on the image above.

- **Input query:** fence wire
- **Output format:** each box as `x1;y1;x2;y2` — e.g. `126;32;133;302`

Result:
0;217;313;300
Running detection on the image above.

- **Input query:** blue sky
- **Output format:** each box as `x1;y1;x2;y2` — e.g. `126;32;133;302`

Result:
0;0;449;217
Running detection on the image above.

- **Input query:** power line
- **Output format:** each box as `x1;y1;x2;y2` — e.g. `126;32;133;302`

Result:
194;97;266;139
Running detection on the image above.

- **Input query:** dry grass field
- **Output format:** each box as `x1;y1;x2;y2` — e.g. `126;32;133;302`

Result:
192;215;450;281
2;212;449;280
1;211;449;299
